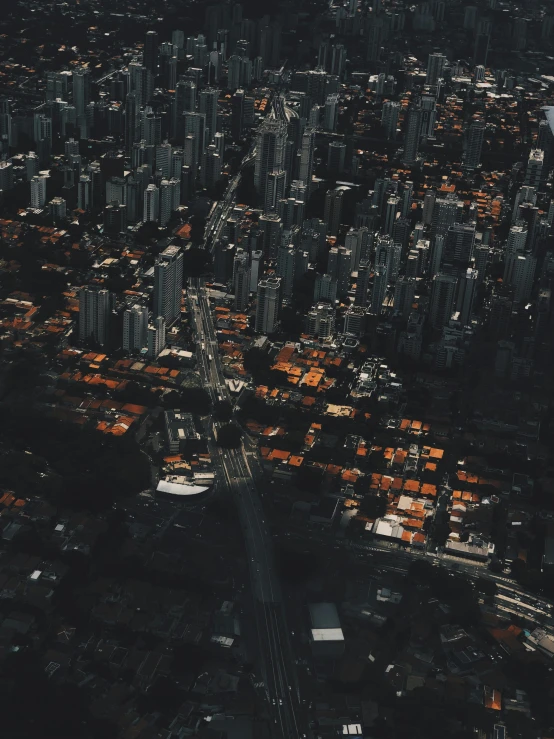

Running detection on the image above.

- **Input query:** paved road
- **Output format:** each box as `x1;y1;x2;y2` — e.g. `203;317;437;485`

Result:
188;278;303;738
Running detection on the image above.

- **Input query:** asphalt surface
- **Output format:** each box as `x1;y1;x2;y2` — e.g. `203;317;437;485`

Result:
188;277;303;738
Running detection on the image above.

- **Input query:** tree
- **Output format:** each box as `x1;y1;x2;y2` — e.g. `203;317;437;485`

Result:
217;423;243;449
360;493;386;519
243;346;272;381
296;464;324;495
182;246;212;276
214;400;233;422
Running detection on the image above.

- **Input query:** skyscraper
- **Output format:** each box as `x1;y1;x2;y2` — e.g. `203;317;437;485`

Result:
183;112;206;173
125;92;139;152
323;94;339;132
442;223;476;269
144;30;159;75
30;175;47;209
143;184;160;222
314;273;338;304
463;119;486;169
72;68;90;117
233;249;250;311
393;276;416;319
254;119;287;204
123;304;149;352
154;245;184;323
172;80;196;138
79;286;111;346
327;246;352;298
381;101;400;140
276;244;296;298
141;110;162;146
422;190;436;225
324;187;344;237
355;261;371;306
255;277;282;334
474;33;489;66
156;141;172;178
327;141;346;172
147;316;166;358
298;128;316;188
402;104;422;165
504;251;536;304
231;89;246;141
429;273;458;328
264;169;287;214
454;268;478;325
426;53;446;85
370;264;388;315
159;178;180;226
420;96;437;139
199;87;219;142
431;194;463;236
524;149;544;188
307;303;335;339
129;61;154;106
200;145;222;189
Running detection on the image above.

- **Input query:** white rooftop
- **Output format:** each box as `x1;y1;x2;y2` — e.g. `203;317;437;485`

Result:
311;627;345;642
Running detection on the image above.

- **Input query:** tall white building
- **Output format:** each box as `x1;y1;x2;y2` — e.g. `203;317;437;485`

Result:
154;245;184;323
79;286;111;346
344;305;366;336
255;277;281;334
123;304;149;352
156;141;172;178
147;316;166;357
143;184;160;222
308;303;335;339
30;175;47;209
